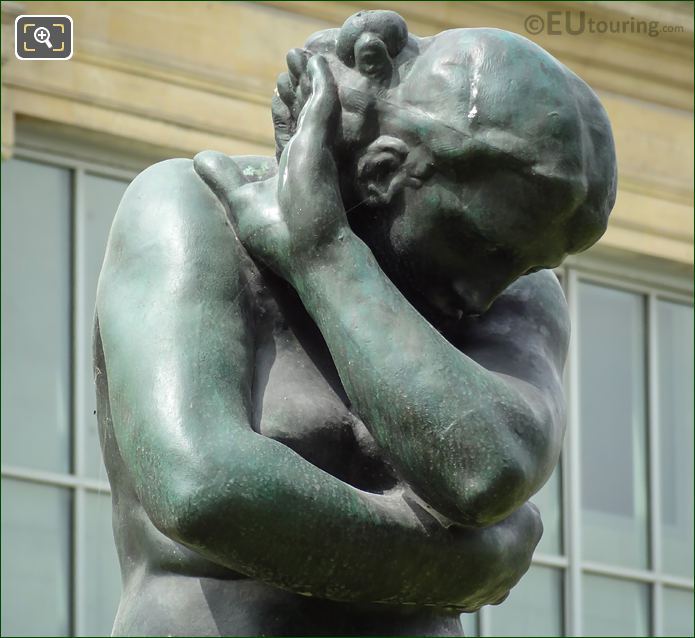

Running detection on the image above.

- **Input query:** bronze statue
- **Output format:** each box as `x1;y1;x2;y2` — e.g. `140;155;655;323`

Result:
94;10;616;635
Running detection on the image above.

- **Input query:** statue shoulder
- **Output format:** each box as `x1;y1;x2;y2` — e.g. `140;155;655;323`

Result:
109;151;276;247
513;269;568;326
99;156;252;309
196;151;278;184
106;157;228;260
490;269;570;370
460;269;569;379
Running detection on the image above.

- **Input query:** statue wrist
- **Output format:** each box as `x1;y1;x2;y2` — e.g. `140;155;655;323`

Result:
288;230;361;290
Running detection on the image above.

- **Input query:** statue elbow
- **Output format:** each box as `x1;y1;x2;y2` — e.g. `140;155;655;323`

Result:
453;418;558;527
455;460;531;527
152;475;222;546
152;457;254;547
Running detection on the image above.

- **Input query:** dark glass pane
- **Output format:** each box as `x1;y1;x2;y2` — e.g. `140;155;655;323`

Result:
582;575;649;637
1;159;71;473
459;611;478;637
82;491;121;636
1;479;72;636
488;566;563;636
578;283;649;568
657;300;694;578
662;587;694;637
533;463;562;555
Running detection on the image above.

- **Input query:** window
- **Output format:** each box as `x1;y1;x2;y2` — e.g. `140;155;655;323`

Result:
1;151;133;637
462;268;694;637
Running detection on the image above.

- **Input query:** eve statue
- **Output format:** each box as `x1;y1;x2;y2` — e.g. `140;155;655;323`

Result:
94;10;616;635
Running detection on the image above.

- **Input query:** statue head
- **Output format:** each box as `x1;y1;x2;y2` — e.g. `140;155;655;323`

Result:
275;11;617;318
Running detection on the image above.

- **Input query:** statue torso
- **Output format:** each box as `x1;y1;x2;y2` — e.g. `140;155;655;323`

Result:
94;156;463;636
247;267;400;493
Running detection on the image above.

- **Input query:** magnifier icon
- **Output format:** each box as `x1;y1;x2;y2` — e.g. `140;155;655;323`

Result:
34;26;53;49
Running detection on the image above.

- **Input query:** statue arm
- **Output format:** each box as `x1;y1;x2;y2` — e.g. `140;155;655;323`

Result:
193;57;568;529
290;240;569;527
95;157;541;608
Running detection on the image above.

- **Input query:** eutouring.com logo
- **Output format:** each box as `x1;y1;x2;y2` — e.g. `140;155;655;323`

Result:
523;11;685;38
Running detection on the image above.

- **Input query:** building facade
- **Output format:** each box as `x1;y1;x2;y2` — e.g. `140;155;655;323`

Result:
1;2;693;636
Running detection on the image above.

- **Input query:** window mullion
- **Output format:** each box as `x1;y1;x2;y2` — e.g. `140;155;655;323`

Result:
559;262;572;638
72;166;87;481
72;486;86;636
647;292;663;636
478;603;491;636
72;167;86;636
566;268;583;637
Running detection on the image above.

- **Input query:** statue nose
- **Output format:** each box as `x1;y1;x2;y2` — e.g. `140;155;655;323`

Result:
453;280;495;317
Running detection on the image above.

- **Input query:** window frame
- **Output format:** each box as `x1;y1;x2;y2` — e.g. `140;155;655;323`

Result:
564;266;693;637
1;146;137;637
473;264;693;637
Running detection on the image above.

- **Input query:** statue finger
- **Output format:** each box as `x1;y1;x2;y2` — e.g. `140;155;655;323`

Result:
272;93;293;131
296;55;338;134
276;72;296;109
286;48;308;87
193;151;245;223
271;94;294;159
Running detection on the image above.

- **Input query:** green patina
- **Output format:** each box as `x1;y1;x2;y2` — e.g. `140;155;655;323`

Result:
94;10;616;636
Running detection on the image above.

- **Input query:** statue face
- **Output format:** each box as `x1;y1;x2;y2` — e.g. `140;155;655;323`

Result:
295;22;613;319
339;105;569;319
381;157;568;318
300;61;558;318
311;29;612;318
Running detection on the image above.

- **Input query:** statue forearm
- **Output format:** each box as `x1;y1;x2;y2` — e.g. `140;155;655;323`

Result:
290;232;560;526
144;426;540;610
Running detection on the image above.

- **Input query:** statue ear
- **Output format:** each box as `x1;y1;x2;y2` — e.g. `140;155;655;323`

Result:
356;136;419;206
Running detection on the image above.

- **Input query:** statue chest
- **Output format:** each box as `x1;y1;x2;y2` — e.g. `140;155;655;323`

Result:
250;277;397;492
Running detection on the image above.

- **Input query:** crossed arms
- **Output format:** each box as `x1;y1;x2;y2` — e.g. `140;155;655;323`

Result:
96;151;567;609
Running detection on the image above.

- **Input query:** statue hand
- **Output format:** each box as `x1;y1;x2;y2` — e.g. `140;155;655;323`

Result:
277;54;349;267
272;48;312;159
230;55;349;284
195;55;347;284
